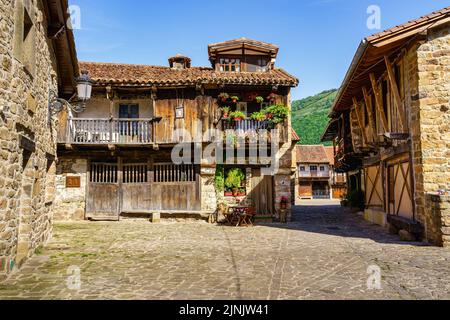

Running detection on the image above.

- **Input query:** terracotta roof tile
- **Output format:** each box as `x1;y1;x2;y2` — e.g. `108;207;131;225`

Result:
79;62;298;87
324;146;335;166
295;145;330;164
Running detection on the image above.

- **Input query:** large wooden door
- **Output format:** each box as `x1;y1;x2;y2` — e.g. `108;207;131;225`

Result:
388;161;413;220
251;169;274;217
87;161;201;220
86;162;119;220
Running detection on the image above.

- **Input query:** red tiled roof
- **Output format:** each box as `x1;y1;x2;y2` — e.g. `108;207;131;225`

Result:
296;145;330;164
324;146;335;166
79;61;298;87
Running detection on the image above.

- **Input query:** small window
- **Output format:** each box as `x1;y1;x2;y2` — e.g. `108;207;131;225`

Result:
219;58;241;72
300;166;306;172
14;3;36;75
310;166;318;172
320;166;325;172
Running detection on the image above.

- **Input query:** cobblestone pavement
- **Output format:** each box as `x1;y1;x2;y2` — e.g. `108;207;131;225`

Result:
0;201;449;300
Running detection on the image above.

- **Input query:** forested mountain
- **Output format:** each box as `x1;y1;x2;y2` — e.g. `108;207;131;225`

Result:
291;89;338;145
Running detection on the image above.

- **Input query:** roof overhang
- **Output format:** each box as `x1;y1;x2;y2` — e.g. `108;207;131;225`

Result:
330;7;450;117
43;0;79;98
208;38;279;63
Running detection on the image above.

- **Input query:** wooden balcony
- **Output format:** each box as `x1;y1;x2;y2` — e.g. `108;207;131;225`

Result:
220;119;289;143
62;118;155;145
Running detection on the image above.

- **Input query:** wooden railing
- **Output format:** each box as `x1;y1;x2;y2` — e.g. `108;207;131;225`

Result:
65;118;154;145
221;119;270;131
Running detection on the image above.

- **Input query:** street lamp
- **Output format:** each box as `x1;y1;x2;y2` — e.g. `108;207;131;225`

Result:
48;71;93;115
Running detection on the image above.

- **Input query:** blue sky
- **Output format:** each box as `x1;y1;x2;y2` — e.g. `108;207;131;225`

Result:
70;0;450;100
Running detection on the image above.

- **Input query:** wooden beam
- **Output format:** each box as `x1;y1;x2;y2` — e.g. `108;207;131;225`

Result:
352;97;368;146
362;87;378;142
384;56;406;132
369;73;389;133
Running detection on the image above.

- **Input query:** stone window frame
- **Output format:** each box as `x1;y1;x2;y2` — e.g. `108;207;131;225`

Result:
13;0;37;77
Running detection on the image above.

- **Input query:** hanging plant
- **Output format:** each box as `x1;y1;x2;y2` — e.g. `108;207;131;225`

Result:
231;96;240;103
255;96;265;104
220;106;231;119
218;93;229;102
262;104;289;125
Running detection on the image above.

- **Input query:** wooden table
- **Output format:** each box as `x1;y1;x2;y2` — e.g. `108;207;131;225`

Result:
225;206;255;227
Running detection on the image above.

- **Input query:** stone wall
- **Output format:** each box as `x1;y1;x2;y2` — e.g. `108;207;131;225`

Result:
409;22;450;244
54;159;88;221
0;0;62;274
425;194;450;247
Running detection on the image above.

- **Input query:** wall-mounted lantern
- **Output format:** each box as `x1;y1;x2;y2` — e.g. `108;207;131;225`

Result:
48;71;93;116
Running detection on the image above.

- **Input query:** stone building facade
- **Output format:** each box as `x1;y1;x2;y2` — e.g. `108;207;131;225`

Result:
0;0;78;275
322;7;450;246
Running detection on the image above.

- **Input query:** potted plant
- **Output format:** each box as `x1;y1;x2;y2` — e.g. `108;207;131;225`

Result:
225;168;245;197
255;96;265;104
231;96;240;103
230;111;246;121
263;104;289;125
218;93;229;102
250;111;266;122
220;106;231;119
237;188;246;197
224;191;233;197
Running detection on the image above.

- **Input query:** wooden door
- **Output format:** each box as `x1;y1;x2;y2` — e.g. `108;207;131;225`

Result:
298;181;312;198
364;165;383;208
121;163;151;212
251;169;274;216
86;163;119;220
388;161;413;220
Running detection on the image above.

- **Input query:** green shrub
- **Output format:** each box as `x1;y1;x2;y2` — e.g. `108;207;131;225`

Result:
225;168;245;191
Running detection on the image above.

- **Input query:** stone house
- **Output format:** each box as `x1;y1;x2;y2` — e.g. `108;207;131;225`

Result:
295;145;346;200
55;38;299;223
0;0;78;275
322;7;450;246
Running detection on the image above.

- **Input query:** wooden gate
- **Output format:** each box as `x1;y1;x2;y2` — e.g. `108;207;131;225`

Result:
251;169;274;217
364;165;383;208
86;163;119;220
388;160;413;220
86;161;200;220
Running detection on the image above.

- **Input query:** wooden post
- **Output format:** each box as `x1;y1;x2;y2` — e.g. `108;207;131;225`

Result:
117;157;123;221
353;97;368;146
384;56;406;132
369;73;389;133
362;87;378;142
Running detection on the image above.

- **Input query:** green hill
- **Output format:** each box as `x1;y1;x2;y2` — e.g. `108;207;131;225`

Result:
292;89;338;145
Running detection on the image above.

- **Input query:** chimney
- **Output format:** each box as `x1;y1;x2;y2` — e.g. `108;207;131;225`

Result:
168;54;191;70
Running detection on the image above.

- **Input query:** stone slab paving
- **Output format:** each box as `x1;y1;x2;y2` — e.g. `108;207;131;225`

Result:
0;201;449;300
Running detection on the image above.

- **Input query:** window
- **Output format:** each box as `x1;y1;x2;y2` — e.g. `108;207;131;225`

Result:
300;166;306;172
13;1;36;75
154;163;197;183
219;58;241;72
245;56;269;72
310;166;318;172
320;166;325;172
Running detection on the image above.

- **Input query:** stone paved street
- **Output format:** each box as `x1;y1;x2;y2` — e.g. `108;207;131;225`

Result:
0;201;449;300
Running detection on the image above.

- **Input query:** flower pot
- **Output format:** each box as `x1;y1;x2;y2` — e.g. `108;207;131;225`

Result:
237;193;246;197
266;113;273;119
223;113;229;119
234;118;243;121
221;98;228;102
232;189;239;197
224;192;233;197
232;99;237;103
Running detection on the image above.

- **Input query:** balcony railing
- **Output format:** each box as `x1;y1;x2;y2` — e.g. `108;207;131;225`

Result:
221;119;270;131
65;118;154;145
